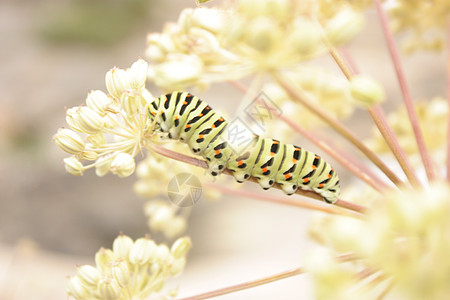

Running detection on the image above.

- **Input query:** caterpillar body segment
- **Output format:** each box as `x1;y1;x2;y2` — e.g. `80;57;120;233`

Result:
148;92;340;203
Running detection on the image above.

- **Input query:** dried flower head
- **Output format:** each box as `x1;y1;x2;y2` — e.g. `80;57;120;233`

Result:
67;234;191;300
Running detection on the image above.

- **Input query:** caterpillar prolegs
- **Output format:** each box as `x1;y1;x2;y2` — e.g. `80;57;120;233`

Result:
148;91;340;203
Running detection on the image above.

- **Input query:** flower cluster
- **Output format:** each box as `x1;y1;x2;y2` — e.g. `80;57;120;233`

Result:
67;234;191;300
386;0;450;53
145;0;367;91
53;59;153;178
306;182;450;299
369;97;447;165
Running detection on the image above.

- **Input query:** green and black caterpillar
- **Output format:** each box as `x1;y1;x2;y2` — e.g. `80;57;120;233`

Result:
148;91;340;203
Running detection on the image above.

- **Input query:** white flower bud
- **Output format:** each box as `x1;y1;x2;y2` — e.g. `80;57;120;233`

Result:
76;106;104;134
149;205;174;231
98;277;121;300
190;8;227;34
111;260;130;288
66;107;83;132
112;234;134;259
67;276;89;300
350;75;385;106
170;258;186;276
290;18;324;56
77;265;100;288
86;90;112;116
245;17;281;52
110;153;136;178
153;55;203;90
146;44;166;62
79;150;98;161
87;132;106;147
128;59;148;91
95;154;115;177
106;67;130;100
63;156;84;176
120;91;139;116
156;244;171;265
326;8;365;45
171;237;192;259
129;238;157;265
95;248;115;272
54;128;85;155
164;216;187;239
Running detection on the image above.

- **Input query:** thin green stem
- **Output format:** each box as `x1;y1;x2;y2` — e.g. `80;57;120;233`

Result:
273;71;404;187
374;0;435;181
331;47;420;186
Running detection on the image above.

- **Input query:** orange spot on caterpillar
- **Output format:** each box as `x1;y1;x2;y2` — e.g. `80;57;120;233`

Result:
328;174;332;178
198;134;204;139
218;118;224;121
151;111;156;115
303;178;310;183
198;113;203;117
270;152;275;156
237;160;244;166
185;124;191;129
211;124;216;128
318;183;324;188
174;116;179;120
312;165;317;169
262;167;268;173
183;101;188;105
292;159;297;163
215;150;221;155
284;174;291;179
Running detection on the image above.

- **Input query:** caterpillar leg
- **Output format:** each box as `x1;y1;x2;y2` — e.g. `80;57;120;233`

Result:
251;138;285;190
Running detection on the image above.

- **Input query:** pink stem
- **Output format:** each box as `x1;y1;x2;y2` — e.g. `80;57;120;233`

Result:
374;0;435;181
206;182;362;217
446;25;450;181
150;144;368;213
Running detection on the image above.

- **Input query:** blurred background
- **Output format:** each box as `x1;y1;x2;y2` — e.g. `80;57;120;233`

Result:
0;0;446;299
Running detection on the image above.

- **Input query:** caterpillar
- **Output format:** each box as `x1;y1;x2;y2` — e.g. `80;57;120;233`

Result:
148;91;340;203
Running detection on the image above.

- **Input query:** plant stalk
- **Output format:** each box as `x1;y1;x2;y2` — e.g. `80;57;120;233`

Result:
373;0;435;181
273;71;403;187
150;144;368;213
331;47;420;186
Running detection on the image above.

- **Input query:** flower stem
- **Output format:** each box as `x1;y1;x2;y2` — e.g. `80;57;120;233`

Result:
330;47;420;186
446;25;450;181
373;0;435;181
205;182;362;217
176;267;304;300
229;79;390;192
280;114;389;192
273;71;404;187
149;144;368;213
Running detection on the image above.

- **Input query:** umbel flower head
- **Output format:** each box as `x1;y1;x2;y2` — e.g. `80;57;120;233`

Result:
67;234;191;300
145;0;367;91
53;59;153;178
306;182;450;300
